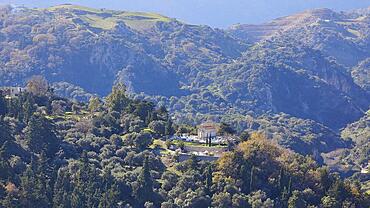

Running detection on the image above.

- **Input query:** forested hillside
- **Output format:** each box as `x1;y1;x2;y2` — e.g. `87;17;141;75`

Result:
0;5;368;131
0;77;369;207
0;4;369;207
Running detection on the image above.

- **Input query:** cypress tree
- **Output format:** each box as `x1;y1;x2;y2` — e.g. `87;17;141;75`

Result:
0;117;13;146
287;176;292;196
279;168;285;192
190;154;199;171
249;166;255;192
53;168;72;208
0;93;6;116
208;134;212;147
24;113;59;156
0;142;12;180
106;83;130;113
205;165;213;197
98;182;120;208
22;97;34;123
20;159;50;208
240;165;250;193
165;119;174;136
133;157;153;206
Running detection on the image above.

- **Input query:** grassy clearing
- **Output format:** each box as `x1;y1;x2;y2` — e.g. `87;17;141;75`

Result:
45;111;88;121
80;15;117;30
150;139;167;149
119;12;171;22
46;4;171;31
47;4;105;13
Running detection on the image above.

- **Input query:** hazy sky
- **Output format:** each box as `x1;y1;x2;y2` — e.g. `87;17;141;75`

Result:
1;0;370;28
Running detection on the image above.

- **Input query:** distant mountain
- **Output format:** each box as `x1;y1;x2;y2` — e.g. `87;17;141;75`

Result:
0;5;369;155
0;4;245;96
2;0;370;27
228;8;370;67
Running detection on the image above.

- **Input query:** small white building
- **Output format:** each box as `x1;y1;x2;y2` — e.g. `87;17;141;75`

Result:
197;122;218;139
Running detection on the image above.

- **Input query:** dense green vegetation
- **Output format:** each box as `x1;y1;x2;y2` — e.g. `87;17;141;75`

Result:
340;110;370;173
0;77;369;207
0;5;368;134
0;4;369;207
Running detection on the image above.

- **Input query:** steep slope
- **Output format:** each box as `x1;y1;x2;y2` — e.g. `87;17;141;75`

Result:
0;5;245;96
352;58;370;93
172;40;369;130
243;113;348;159
0;5;368;132
179;8;370;130
322;110;369;177
341;110;370;167
228;8;370;68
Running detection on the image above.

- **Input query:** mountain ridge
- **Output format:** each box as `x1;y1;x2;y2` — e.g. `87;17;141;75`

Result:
0;4;368;134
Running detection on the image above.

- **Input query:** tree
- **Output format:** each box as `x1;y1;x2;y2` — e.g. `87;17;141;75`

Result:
0;142;12;180
240;131;250;142
51;100;65;115
321;196;340;208
205;165;213;197
288;191;306;208
22;94;36;123
133;101;155;122
133;131;153;150
319;168;332;192
71;103;79;114
165;119;174;136
232;194;249;208
19;159;51;208
0;93;7;116
161;171;178;191
0;117;13;145
26;75;49;96
247;190;274;208
71;152;102;208
98;183;120;208
24;113;59;155
250;166;255;192
212;192;232;208
88;96;101;113
149;120;166;136
157;105;168;120
75;119;93;138
133;157;154;206
328;179;349;202
218;122;236;135
144;201;154;208
53;168;72;208
105;83;130;113
240;165;250;193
